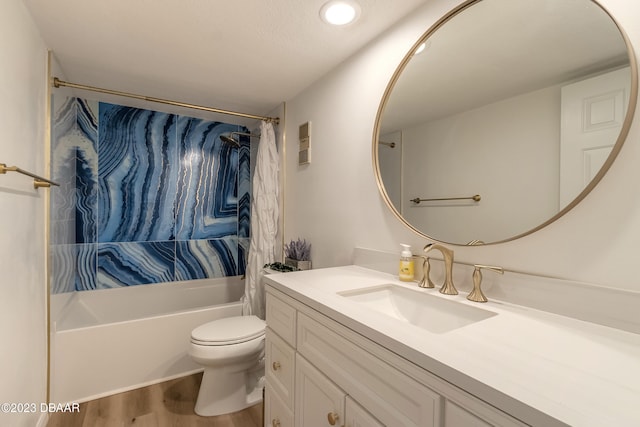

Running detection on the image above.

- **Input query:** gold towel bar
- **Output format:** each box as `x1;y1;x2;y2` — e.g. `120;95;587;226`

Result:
0;163;60;189
378;140;396;148
410;194;481;204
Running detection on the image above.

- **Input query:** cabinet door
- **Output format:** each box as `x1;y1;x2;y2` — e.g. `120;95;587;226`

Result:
295;354;346;427
265;328;295;409
265;385;294;427
345;396;384;427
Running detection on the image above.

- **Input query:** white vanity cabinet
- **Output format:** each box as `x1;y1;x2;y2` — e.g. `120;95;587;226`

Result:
265;285;387;427
265;287;525;427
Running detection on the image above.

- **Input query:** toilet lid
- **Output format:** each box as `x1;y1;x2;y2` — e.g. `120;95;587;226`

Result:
191;315;265;345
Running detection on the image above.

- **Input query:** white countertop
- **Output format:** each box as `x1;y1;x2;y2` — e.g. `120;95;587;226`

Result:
263;265;640;427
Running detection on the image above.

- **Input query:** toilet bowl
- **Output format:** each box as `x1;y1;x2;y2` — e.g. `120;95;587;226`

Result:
189;315;266;416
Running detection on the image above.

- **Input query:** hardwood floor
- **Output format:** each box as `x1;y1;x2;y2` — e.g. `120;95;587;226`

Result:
47;373;263;427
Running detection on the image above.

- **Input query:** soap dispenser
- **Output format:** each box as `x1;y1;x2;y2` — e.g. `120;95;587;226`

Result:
399;244;415;282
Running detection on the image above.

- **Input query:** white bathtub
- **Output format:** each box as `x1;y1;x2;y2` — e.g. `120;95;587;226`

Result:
50;276;245;404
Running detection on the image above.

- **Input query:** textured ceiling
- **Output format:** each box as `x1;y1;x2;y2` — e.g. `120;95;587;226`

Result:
24;0;427;122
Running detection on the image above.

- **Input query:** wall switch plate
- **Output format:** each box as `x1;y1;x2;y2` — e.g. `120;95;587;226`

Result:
299;149;310;165
299;122;310;140
299;122;311;165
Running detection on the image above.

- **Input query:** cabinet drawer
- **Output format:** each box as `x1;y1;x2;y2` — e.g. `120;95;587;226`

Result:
297;312;441;427
295;354;346;427
265;327;296;409
266;293;297;347
265;383;294;427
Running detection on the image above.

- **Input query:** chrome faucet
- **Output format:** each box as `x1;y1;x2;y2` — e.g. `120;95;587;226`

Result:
423;244;457;295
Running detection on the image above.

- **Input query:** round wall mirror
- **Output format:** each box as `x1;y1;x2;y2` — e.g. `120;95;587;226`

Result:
373;0;637;245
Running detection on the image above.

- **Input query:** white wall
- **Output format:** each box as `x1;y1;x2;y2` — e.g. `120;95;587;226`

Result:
378;130;402;210
0;1;49;426
284;0;640;292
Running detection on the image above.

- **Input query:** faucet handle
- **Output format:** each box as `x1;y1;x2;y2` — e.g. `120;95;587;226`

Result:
468;264;504;303
418;256;435;288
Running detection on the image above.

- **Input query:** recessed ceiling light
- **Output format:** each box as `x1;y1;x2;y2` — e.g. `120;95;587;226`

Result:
320;1;361;26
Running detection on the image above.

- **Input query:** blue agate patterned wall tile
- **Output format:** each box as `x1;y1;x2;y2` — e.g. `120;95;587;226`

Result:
51;97;99;294
238;134;251;238
51;96;77;246
238;193;250;239
96;241;175;288
51;96;253;293
50;244;77;294
76;149;98;244
75;243;97;291
175;118;239;240
175;237;238;281
238;237;250;276
51;97;98;245
98;103;178;243
77;98;98;143
75;98;99;244
50;243;97;293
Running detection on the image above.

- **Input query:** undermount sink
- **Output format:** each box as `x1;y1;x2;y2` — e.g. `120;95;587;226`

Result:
338;284;497;334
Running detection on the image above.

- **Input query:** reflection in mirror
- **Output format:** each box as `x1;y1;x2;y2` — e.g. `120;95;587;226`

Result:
375;0;636;245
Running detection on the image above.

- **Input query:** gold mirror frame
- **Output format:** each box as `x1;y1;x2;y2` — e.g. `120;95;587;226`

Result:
372;0;638;245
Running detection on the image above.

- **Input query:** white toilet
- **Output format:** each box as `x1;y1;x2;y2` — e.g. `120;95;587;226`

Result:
189;315;266;416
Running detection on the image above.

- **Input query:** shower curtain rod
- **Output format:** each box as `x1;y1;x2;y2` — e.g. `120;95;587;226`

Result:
52;77;280;125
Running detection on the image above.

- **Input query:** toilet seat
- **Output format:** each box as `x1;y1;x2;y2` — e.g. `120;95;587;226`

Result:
191;315;265;346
